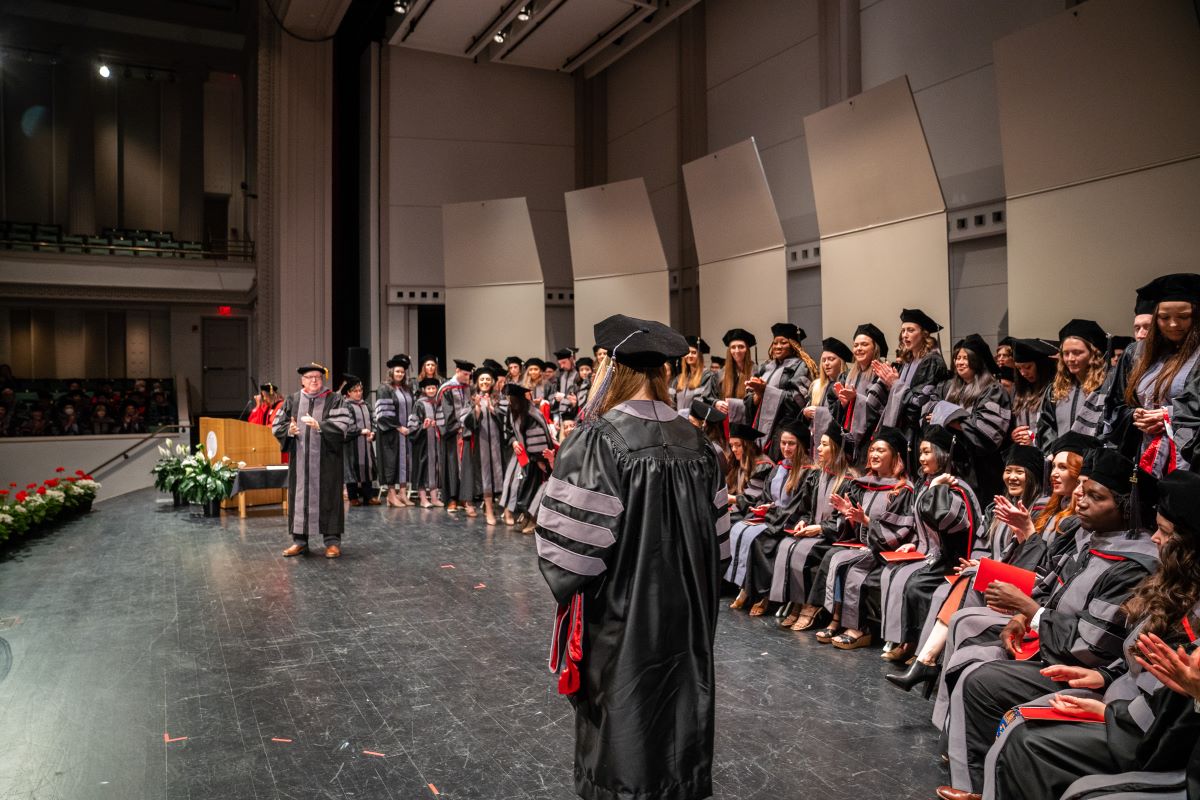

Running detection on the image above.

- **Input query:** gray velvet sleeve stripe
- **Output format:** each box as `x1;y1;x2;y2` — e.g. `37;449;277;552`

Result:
535;533;606;576
1087;596;1125;623
1126;695;1155;733
537;504;617;548
715;513;731;536
715;487;730;508
545;476;623;517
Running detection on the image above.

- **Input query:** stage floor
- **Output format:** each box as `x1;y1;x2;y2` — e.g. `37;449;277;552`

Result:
0;490;942;799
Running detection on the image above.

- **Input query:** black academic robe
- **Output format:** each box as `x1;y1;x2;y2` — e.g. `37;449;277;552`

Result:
880;477;983;644
342;398;375;484
671;370;718;417
925;379;1013;499
374;382;413;485
769;468;854;604
535;399;725;800
827;367;887;468
437;379;476;502
273;390;352;546
1106;339;1200;472
507;409;555;514
876;352;950;472
731;456;775;522
1035;380;1108;456
743;358;813;459
467;393;506;495
984;610;1200;800
408;396;440;490
724;461;795;592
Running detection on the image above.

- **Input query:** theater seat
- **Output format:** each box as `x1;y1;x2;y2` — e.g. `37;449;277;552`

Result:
1059;770;1186;800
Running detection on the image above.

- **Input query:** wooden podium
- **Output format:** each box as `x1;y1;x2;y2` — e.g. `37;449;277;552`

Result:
198;417;287;512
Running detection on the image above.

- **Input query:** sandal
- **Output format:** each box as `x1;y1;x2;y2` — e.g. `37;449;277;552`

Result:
814;625;840;643
790;607;820;632
832;631;873;650
780;610;801;628
729;590;749;610
749;598;770;617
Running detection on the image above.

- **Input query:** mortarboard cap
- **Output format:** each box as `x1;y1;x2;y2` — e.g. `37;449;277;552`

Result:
778;415;811;450
576;357;594;369
727;422;764;442
685;335;711;354
689;398;727;425
419;377;440;389
711;355;726;367
1155;469;1200;534
1058;319;1107;353
386;354;410;369
822;337;852;363
340;374;363;393
298;361;328;377
453;359;476;372
525;357;546;370
1050;431;1101;458
1006;445;1046;479
853;323;889;358
921;424;957;455
1011;337;1058;363
771;322;803;342
900;308;943;333
872;427;908;459
1135;273;1200;309
1087;448;1138;497
722;328;757;348
259;382;277;393
504;382;531;398
553;347;577;360
1108;335;1134;354
594;314;689;369
505;355;524;367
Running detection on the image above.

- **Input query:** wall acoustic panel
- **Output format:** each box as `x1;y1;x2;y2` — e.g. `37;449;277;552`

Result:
565;179;670;346
994;0;1200;198
442;196;545;362
1007;158;1200;339
682;138;786;265
803;76;944;237
819;214;950;358
683;139;789;347
444;284;546;366
698;248;788;357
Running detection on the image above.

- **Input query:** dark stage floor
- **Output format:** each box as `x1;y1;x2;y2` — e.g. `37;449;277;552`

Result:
0;490;944;799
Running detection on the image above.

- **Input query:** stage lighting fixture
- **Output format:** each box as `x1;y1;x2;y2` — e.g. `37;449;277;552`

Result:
393;0;408;13
493;29;507;43
98;64;111;78
517;4;532;21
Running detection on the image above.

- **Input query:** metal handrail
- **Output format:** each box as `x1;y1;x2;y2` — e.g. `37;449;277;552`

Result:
0;237;255;261
88;424;192;476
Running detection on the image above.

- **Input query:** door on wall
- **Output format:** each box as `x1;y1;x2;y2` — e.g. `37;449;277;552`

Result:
203;194;230;257
416;305;446;373
201;317;249;415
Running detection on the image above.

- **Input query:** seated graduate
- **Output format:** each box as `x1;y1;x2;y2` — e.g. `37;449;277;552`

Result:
671;336;717;416
1007;339;1057;448
878;425;984;666
725;421;774;522
340;374;378;506
727;418;812;616
533;314;725;800
712;328;757;423
973;468;1200;800
1036;319;1109;452
1035;432;1096;564
573;357;594;410
924;334;1012;499
814;426;916;650
772;413;857;631
743;323;817;460
826;324;890;469
937;449;1160;797
887;444;1046;696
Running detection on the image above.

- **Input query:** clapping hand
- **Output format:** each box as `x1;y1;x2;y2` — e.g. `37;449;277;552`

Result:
1136;633;1200;701
871;360;899;388
1133;407;1167;435
834;382;856;406
993;495;1035;541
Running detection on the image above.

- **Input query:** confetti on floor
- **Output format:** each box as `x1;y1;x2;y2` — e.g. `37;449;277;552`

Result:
270;738;292;743
439;564;455;569
428;784;440;795
474;583;486;589
163;733;188;743
363;750;386;757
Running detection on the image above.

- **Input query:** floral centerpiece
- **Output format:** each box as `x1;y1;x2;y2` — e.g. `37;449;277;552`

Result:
151;439;190;505
177;444;242;516
0;468;101;544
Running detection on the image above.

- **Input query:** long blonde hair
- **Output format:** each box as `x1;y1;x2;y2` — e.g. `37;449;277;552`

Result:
675;352;706;391
899;330;938;364
595;358;672;417
1050;340;1107;403
1124;308;1200;406
720;346;755;400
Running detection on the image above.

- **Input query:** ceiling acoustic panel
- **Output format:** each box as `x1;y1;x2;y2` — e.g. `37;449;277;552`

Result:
442;196;544;288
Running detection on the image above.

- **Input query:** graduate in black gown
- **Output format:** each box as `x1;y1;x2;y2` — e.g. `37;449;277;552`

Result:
536;314;726;800
872;308;950;472
409;377;442;507
980;468;1200;800
273;362;353;558
340;374;378;506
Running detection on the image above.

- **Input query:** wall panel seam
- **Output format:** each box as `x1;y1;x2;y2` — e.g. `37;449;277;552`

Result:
706;32;819;93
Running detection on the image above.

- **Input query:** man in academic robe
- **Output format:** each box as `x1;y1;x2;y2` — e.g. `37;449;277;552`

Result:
437;359;477;514
273;363;354;558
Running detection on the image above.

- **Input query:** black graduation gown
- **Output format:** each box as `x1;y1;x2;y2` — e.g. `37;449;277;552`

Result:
374;382;413;485
342;398;376;484
743;357;813;459
536;399;725;800
985;612;1200;800
408;396;440;490
1035;379;1108;456
731;457;775;522
768;467;852;604
925;379;1012;499
272;390;352;546
437;379;476;502
876;352;950;472
827;367;887;469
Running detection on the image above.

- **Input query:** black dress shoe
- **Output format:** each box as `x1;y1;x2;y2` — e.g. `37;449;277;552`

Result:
885;659;941;699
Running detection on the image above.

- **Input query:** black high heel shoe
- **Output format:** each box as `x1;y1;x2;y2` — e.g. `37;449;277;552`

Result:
885;659;941;699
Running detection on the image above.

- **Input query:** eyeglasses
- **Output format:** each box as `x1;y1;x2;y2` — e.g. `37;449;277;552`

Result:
301;375;323;381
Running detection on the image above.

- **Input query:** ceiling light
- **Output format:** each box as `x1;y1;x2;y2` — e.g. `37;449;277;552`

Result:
493;28;507;44
393;0;408;12
98;64;111;78
517;4;532;21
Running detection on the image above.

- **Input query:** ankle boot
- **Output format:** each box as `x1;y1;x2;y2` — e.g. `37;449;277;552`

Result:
885;659;942;699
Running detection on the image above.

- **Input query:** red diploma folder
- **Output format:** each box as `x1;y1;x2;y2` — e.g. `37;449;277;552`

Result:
1017;706;1105;724
514;443;529;467
751;505;770;519
880;550;926;563
833;541;866;548
973;558;1037;596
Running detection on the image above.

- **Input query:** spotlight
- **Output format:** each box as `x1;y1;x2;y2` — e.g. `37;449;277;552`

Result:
98;64;111;78
393;0;408;12
493;29;506;43
517;4;532;21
